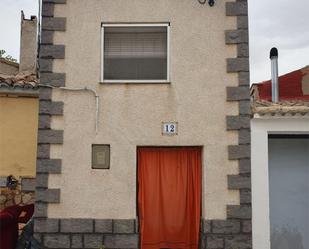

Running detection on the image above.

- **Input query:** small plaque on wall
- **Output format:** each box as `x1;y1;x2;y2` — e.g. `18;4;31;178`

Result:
92;144;110;169
162;122;178;136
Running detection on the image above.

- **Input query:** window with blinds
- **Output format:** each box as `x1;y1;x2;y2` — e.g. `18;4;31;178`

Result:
102;24;169;82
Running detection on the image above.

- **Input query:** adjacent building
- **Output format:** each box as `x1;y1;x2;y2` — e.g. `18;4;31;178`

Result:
251;66;309;249
0;13;38;210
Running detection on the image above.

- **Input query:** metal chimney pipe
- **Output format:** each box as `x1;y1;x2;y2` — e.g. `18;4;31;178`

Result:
270;47;279;102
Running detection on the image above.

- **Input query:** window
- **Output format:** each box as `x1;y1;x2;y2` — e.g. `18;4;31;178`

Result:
101;23;170;83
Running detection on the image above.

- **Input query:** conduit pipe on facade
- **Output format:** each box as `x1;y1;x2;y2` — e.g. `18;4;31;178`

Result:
38;85;100;134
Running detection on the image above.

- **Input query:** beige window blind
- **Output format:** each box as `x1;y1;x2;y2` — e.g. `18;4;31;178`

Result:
103;26;168;81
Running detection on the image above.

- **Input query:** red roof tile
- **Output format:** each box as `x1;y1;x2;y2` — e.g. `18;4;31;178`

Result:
255;66;309;101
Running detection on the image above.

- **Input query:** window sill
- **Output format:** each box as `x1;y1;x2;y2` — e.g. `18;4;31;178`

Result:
100;80;171;84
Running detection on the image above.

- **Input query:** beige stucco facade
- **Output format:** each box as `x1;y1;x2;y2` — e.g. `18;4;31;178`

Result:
48;0;239;219
0;96;38;178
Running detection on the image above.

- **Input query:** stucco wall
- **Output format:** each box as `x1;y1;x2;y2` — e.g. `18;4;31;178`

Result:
251;117;309;249
48;0;239;219
0;97;39;178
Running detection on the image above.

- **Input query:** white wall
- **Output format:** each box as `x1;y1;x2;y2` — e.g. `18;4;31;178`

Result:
268;138;309;249
251;117;309;249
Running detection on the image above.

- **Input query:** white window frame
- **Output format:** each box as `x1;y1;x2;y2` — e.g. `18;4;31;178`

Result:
251;117;309;249
100;23;170;84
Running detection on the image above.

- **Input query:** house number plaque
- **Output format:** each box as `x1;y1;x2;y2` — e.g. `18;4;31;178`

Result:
162;122;178;136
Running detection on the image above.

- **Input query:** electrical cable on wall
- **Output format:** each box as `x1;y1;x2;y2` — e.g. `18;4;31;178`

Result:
38;84;100;134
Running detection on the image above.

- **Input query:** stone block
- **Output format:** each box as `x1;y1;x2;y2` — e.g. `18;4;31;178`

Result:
41;31;54;44
39;59;53;72
202;220;211;233
226;86;250;101
38;130;63;144
237;16;248;29
37;159;62;174
42;17;66;31
34;203;48;218
228;145;250;160
44;234;70;248
212;220;240;234
37;144;50;159
40;73;66;87
22;193;34;204
135;219;139;233
84;234;103;248
33;233;42;243
42;3;54;17
72;235;83;248
226;2;248;16
237;43;249;57
206;235;224;249
34;218;59;233
39;101;64;115
226;116;250;130
242;220;252;233
240;189;251;204
227;58;249;73
225;30;248;44
239;159;251;174
40;45;65;59
36;173;49;188
113;219;135;234
239;129;251;145
21;178;36;191
228;175;251;189
239;100;251;115
227;205;252;219
60;219;93;233
38;115;51;129
238;72;250;86
39;87;52;100
225;235;252;249
104;234;138;248
95;219;113;233
36;189;60;203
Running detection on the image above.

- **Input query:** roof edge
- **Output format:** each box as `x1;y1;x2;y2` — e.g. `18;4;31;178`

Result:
0;57;19;68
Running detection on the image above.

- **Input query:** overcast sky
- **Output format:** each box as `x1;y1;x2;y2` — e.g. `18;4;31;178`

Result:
0;0;308;83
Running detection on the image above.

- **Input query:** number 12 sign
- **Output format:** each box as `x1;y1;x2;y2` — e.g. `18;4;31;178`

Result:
162;122;178;136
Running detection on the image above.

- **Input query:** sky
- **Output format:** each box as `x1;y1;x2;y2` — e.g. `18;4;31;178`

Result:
0;0;308;83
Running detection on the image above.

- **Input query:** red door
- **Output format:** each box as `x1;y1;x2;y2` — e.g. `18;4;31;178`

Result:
138;147;202;249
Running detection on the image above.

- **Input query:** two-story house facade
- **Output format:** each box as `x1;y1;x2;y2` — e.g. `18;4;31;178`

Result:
35;1;251;248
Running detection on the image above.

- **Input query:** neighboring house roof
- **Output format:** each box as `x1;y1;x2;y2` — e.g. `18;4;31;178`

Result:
0;73;37;89
0;73;38;96
0;57;38;95
0;58;19;68
251;66;309;116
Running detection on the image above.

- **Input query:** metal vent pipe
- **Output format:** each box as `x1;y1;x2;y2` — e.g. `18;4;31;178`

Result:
270;47;279;103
